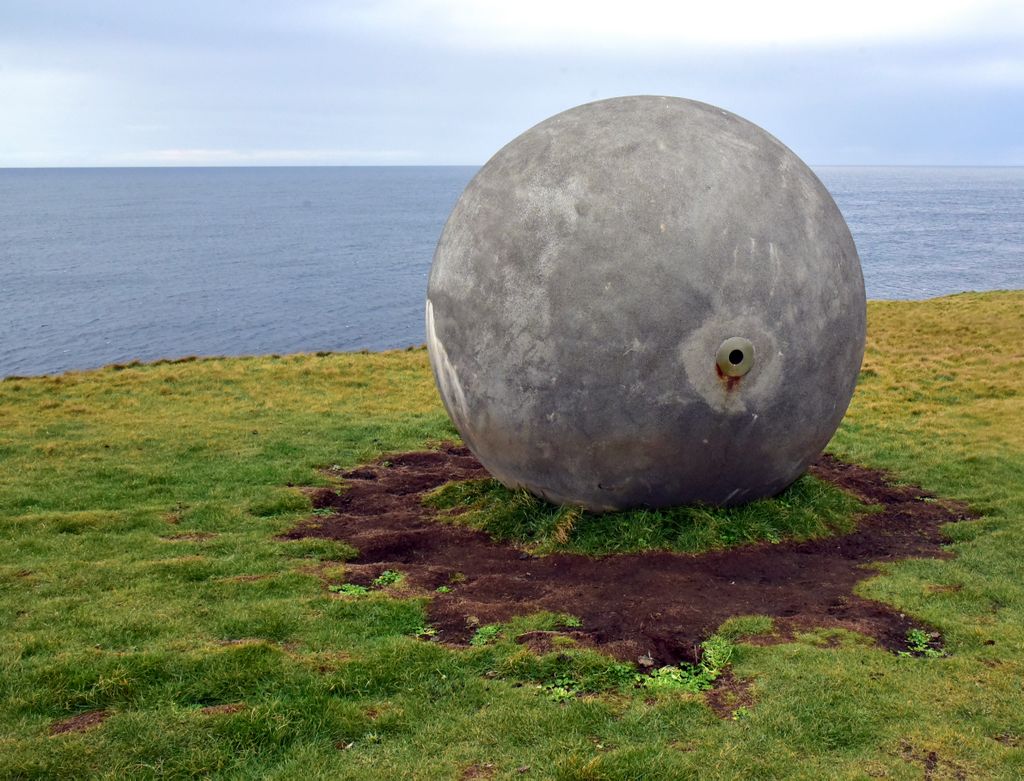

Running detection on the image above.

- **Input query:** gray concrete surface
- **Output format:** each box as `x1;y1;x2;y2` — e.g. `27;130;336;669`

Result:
427;96;866;510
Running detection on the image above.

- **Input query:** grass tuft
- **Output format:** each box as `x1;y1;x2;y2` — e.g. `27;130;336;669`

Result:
424;474;867;555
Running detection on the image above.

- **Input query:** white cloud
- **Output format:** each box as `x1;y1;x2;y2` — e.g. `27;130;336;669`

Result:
313;0;1023;50
0;66;101;165
913;56;1024;87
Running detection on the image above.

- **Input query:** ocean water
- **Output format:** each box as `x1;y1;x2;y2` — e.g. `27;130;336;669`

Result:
817;166;1024;303
1;165;1022;378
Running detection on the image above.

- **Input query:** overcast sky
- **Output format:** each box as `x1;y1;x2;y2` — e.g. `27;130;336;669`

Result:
2;0;1022;166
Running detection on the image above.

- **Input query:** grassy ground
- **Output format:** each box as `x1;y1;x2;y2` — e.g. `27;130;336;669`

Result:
423;469;865;556
0;291;1022;779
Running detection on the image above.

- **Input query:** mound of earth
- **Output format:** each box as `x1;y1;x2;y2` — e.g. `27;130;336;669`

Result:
282;444;974;665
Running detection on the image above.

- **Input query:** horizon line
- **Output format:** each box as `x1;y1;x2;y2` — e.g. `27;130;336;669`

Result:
2;163;1023;171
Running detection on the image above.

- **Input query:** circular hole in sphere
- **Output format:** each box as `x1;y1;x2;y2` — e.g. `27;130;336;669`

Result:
729;349;744;365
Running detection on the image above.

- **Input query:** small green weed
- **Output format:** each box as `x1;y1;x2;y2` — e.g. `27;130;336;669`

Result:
469;624;503;646
644;664;714;693
732;706;752;721
372;569;403;587
330;574;405;595
508;655;638;703
900;627;945;658
435;585;452;594
641;634;735;693
543;674;582;703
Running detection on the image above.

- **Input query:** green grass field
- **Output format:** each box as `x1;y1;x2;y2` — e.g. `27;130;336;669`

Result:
1;291;1022;779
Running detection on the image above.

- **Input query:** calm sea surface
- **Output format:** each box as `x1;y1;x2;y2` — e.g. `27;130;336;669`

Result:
1;166;1022;378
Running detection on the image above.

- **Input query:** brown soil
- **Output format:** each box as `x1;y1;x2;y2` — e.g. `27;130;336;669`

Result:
50;710;109;735
704;671;755;719
283;443;975;665
200;703;246;716
897;741;967;781
461;763;497;780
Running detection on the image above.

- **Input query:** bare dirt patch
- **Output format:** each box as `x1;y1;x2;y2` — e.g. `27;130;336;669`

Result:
704;671;755;719
50;710;110;735
282;444;974;665
897;741;967;781
200;703;246;716
461;763;497;779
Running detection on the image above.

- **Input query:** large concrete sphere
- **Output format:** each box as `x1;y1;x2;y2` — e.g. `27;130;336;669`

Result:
427;96;865;511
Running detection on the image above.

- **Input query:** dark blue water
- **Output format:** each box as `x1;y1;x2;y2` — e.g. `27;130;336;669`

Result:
2;166;1022;378
817;166;1024;305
